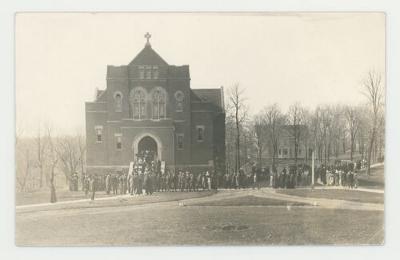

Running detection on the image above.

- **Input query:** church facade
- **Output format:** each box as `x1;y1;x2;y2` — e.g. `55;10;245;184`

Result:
85;35;225;175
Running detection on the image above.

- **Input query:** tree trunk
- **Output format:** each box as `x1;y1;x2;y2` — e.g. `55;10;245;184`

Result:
366;129;376;176
350;135;354;161
50;168;57;203
235;109;240;173
39;166;43;188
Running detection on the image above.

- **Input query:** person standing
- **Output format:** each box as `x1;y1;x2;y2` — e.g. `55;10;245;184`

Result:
206;171;212;190
252;172;256;189
184;171;190;192
143;171;150;195
105;173;111;195
74;172;79;191
123;172;128;194
172;171;178;192
354;171;358;189
137;172;143;195
223;172;229;189
89;175;96;201
156;173;161;192
213;170;219;190
270;170;274;188
149;172;154;195
348;171;354;189
196;172;202;191
127;172;133;195
112;174;118;195
180;171;185;192
190;172;196;192
83;174;90;197
133;172;138;195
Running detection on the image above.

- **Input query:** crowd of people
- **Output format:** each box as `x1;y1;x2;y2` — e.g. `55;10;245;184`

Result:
102;168;217;196
79;150;218;199
219;166;306;189
323;163;359;189
76;153;363;200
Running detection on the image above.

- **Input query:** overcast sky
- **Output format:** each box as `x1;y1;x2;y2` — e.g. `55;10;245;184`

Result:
16;13;385;136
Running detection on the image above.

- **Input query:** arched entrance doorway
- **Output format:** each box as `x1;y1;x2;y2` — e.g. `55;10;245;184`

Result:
135;135;160;163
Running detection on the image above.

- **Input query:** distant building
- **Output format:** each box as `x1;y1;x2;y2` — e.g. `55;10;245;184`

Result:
276;125;310;160
85;34;225;175
257;125;311;168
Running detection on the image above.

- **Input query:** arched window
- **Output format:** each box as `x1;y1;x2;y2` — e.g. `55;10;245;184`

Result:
152;88;166;120
114;92;123;112
130;88;147;120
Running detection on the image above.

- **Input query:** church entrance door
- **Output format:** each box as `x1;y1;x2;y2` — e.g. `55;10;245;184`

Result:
137;136;158;163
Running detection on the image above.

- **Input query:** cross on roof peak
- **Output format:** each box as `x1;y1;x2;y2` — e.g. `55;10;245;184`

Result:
144;32;151;46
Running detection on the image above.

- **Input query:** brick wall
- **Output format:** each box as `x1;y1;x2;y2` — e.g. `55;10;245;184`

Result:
85;44;225;175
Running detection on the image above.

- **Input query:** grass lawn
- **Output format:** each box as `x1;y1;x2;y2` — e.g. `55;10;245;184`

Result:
16;190;216;214
193;195;310;207
16;189;112;206
357;165;385;189
276;189;384;204
16;202;383;246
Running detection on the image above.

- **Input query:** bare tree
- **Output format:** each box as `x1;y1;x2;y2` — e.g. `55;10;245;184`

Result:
262;104;284;170
253;114;266;169
46;126;58;203
227;84;247;173
314;105;335;166
355;105;369;159
345;106;360;161
362;70;384;175
286;103;306;170
321;107;333;166
308;109;322;163
328;105;346;159
16;123;30;192
375;110;385;161
77;133;86;190
56;136;80;185
16;149;31;192
34;125;47;188
225;113;236;173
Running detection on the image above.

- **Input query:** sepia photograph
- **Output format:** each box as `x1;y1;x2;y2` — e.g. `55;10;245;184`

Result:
15;12;385;246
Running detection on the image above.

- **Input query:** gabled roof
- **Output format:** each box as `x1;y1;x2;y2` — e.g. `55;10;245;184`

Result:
192;88;224;110
128;45;168;66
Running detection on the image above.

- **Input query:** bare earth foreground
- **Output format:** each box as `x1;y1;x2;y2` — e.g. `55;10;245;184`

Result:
16;186;384;246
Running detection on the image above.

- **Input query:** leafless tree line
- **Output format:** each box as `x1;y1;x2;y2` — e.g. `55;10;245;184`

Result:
225;71;385;174
15;124;86;200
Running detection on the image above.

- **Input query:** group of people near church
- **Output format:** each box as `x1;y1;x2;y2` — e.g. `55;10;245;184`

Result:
265;161;359;189
100;151;218;196
102;168;217;196
81;174;98;200
77;156;362;201
219;166;304;189
219;160;360;190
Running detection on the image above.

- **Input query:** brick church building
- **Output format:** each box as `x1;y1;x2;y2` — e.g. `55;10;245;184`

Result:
85;34;225;175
